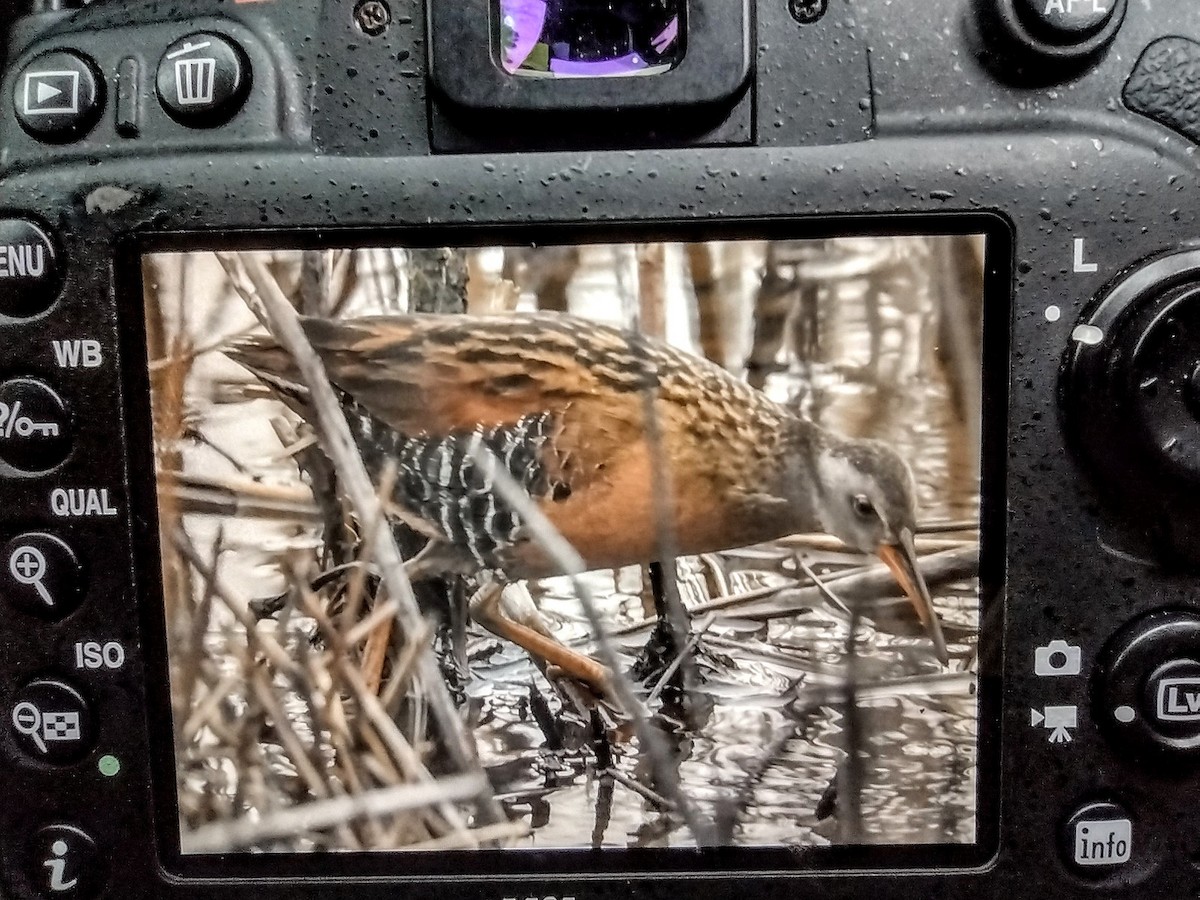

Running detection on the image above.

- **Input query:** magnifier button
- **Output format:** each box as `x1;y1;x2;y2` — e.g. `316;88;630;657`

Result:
1;533;84;621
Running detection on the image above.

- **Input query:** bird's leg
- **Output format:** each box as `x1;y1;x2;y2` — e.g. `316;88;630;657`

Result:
468;581;613;695
363;542;457;695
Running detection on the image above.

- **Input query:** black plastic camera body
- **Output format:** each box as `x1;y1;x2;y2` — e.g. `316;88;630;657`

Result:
0;0;1199;898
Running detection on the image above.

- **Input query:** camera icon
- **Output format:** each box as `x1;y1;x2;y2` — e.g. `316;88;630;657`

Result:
1034;640;1082;677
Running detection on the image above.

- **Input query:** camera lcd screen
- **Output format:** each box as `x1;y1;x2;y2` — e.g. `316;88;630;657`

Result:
496;0;684;77
138;233;997;867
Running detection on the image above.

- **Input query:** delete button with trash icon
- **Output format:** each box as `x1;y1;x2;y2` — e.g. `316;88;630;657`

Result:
156;31;249;124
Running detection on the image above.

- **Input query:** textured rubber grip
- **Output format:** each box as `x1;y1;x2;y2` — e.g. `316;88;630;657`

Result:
1124;37;1200;144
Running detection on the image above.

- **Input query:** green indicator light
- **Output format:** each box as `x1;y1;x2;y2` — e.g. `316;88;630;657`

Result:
98;755;121;777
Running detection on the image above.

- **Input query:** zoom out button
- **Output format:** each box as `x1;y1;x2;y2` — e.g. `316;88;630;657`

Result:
6;678;94;764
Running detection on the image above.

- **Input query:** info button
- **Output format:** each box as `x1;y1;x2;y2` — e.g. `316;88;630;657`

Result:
1061;801;1134;877
0;219;62;318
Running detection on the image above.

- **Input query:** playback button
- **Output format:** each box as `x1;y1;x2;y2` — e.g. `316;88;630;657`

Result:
0;378;71;473
13;50;103;142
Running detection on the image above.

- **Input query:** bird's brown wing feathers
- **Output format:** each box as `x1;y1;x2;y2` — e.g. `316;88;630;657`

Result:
227;311;799;571
234;314;629;427
228;313;660;491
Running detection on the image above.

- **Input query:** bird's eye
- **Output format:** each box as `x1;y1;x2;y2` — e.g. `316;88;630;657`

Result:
851;494;875;519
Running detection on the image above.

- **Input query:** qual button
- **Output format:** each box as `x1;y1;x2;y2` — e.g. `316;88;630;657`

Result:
0;220;62;318
0;533;85;620
157;32;250;126
0;378;71;473
13;50;103;142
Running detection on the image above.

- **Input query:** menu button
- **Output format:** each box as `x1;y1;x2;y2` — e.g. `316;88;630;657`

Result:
0;220;61;318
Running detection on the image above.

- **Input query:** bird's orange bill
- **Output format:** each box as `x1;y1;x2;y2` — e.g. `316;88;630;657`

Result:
877;529;950;666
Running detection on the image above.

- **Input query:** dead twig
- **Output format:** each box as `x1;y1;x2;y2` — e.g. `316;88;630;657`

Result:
216;251;502;827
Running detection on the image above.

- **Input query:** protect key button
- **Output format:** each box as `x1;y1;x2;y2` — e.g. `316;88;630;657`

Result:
0;378;71;473
0;220;62;318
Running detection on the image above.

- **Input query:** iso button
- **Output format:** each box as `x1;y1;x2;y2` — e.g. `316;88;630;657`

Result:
13;50;103;142
157;32;250;126
7;679;94;764
0;220;62;318
0;378;71;473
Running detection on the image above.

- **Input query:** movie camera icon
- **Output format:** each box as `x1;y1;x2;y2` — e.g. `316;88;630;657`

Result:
1031;705;1078;744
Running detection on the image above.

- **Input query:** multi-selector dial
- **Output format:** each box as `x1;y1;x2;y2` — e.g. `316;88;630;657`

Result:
1064;248;1200;566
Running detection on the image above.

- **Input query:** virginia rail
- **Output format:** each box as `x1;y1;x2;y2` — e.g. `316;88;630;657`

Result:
230;311;951;691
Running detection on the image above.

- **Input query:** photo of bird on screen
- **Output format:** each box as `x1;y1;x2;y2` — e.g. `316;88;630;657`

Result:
142;237;984;855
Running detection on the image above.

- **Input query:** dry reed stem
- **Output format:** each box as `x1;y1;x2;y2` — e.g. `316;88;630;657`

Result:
217;251;501;828
294;585;478;845
185;773;488;854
